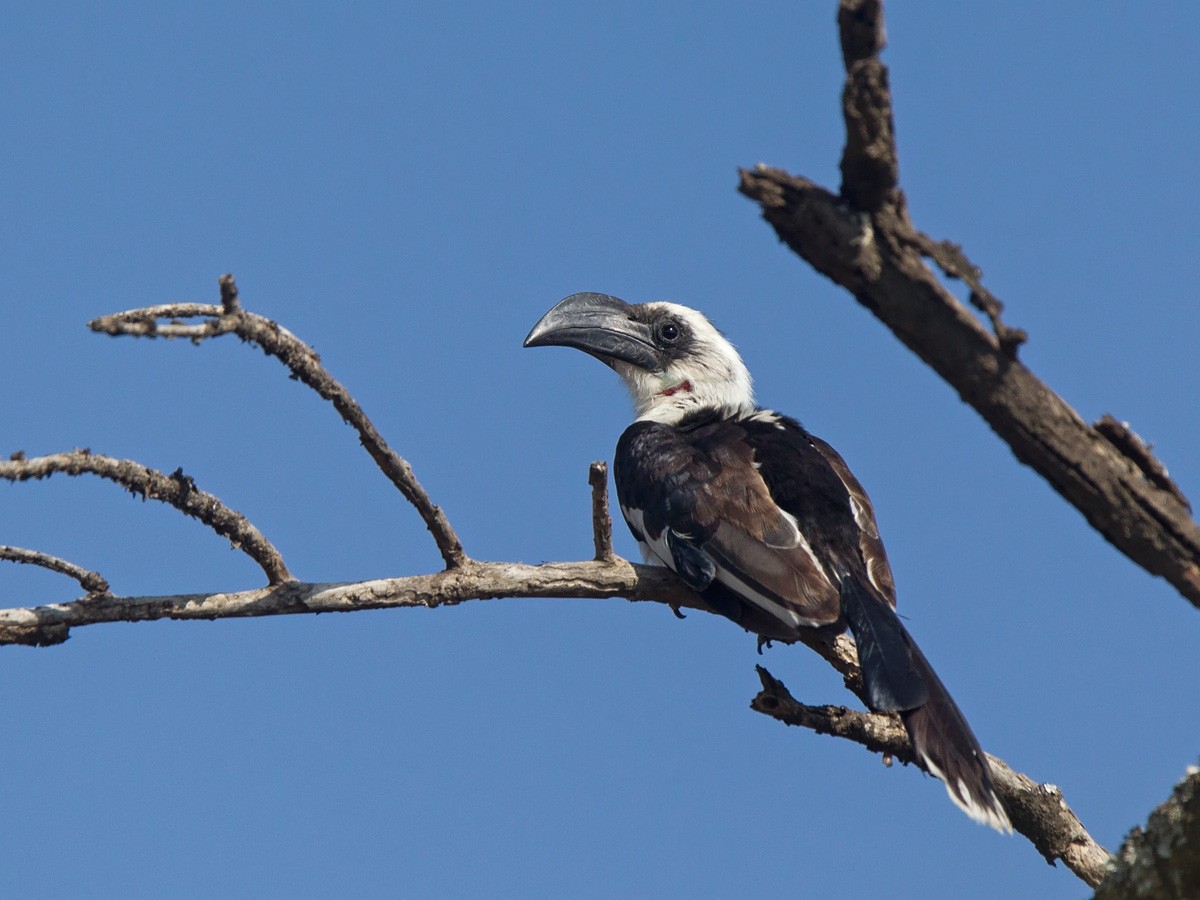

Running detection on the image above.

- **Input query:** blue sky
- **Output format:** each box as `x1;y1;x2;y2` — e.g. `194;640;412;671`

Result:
3;3;1198;897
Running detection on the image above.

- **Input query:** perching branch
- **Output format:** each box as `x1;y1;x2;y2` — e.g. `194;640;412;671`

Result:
0;492;1105;882
0;544;110;596
751;666;1112;888
738;0;1200;610
0;460;1099;880
0;450;292;585
0;442;1106;881
0;557;703;649
88;275;466;570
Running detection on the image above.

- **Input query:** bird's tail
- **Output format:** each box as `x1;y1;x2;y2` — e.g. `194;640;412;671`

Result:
839;577;1012;832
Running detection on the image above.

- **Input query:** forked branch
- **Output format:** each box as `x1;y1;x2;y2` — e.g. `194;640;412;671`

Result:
0;450;291;585
88;275;466;569
0;538;1106;880
751;666;1112;887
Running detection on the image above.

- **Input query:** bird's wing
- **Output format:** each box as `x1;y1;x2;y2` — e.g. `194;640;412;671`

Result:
615;418;841;630
806;433;897;606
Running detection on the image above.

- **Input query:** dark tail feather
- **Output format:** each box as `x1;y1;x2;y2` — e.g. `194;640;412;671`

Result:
899;640;1012;832
840;578;1012;832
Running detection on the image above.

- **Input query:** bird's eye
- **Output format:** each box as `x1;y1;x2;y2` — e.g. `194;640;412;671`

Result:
658;321;681;344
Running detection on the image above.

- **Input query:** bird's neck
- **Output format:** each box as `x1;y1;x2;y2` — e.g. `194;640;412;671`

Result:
633;374;754;426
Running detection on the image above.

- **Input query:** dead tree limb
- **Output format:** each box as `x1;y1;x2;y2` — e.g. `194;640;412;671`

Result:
0;540;1106;881
0;558;698;648
0;545;110;596
752;666;1112;888
737;0;1200;610
88;275;466;569
589;461;615;562
0;442;1108;884
0;450;292;585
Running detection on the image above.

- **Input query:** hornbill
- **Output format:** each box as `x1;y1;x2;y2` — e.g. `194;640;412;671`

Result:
524;291;1011;832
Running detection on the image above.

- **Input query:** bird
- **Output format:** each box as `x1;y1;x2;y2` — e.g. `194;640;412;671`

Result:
524;291;1012;832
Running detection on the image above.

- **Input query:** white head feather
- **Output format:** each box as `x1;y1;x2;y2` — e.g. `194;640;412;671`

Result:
611;303;755;425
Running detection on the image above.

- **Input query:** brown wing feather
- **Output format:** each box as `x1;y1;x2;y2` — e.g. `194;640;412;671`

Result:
806;435;897;607
691;436;841;625
708;522;841;624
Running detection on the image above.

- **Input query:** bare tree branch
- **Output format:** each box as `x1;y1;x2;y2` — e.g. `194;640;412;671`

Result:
737;0;1200;610
88;275;467;570
724;4;1197;885
219;271;242;314
751;666;1112;888
1095;764;1200;899
0;450;292;585
0;558;703;648
0;544;110;596
836;0;897;214
0;538;1103;880
916;235;1029;357
589;461;615;562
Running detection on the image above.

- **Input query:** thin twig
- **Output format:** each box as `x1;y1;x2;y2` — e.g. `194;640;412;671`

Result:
219;272;241;314
750;666;1112;888
913;233;1029;357
88;303;237;341
88;276;467;569
0;450;292;585
589;461;615;561
0;545;110;595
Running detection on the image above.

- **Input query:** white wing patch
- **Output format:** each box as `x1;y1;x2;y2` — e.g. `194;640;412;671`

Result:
771;509;803;549
848;494;870;533
746;409;787;430
712;566;829;629
621;505;672;567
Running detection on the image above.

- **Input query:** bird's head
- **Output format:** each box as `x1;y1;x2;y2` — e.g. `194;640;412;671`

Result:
524;292;754;425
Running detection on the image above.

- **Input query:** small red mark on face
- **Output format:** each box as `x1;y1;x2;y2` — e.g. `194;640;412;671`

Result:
660;380;693;397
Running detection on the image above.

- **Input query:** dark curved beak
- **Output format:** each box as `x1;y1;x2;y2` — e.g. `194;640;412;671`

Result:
523;292;662;372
